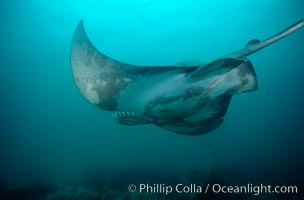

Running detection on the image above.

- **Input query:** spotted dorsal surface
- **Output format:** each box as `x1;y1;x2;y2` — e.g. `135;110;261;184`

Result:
71;20;303;135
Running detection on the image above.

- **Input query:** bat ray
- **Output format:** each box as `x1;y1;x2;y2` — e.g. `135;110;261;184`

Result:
70;20;304;135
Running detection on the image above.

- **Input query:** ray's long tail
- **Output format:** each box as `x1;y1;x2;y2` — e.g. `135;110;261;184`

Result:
227;20;304;59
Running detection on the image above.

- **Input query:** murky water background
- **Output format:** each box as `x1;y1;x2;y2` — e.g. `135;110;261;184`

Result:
0;0;303;199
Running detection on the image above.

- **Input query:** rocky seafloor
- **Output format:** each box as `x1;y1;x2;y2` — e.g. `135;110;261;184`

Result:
0;167;302;200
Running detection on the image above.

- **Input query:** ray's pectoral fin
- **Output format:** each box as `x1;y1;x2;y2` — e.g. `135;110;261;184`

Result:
191;58;257;94
71;21;197;111
113;112;155;125
191;58;243;78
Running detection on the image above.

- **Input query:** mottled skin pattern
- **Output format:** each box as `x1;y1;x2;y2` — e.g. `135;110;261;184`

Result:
71;20;304;135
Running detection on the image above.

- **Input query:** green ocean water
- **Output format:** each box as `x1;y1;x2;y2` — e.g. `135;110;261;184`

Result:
0;0;303;199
